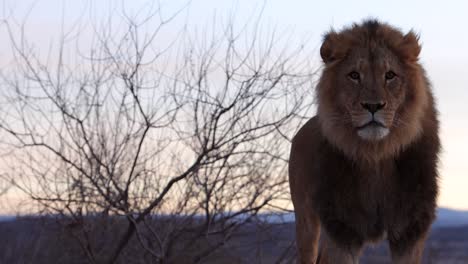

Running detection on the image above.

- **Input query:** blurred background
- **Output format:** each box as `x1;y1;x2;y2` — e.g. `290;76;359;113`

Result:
0;0;467;263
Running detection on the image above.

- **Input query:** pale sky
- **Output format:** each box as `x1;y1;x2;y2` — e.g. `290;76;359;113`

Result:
1;0;467;209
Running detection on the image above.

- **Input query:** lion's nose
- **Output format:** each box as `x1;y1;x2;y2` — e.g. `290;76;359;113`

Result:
360;101;386;114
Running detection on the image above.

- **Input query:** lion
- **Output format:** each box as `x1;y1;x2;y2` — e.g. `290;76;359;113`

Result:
289;20;440;264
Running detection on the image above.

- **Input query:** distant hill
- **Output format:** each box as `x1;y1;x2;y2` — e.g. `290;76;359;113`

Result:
1;207;468;227
255;207;468;227
434;207;468;227
1;210;467;263
0;215;14;222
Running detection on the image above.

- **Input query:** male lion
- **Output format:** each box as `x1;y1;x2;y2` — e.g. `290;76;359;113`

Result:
289;20;440;264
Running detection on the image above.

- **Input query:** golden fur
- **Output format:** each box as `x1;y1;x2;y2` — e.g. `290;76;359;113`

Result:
289;20;440;263
317;21;430;163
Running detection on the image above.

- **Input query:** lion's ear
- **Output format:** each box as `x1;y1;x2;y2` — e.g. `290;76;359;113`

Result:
399;31;421;62
320;32;347;64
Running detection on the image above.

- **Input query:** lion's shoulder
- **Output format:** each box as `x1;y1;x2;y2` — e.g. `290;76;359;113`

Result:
289;117;324;185
291;116;322;156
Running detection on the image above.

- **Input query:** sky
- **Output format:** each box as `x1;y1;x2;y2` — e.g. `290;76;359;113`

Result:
1;0;467;210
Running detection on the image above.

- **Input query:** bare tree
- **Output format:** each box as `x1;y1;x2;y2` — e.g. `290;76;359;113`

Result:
0;3;314;263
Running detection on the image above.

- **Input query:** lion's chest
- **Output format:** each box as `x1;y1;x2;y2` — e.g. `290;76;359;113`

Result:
313;148;398;243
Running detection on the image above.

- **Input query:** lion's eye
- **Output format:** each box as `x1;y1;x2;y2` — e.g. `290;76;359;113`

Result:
385;71;396;80
348;71;360;81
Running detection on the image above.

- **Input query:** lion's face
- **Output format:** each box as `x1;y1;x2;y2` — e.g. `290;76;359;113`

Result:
316;20;430;161
332;46;407;141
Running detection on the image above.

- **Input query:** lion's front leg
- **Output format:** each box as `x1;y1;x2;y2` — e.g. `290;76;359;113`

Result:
294;211;320;264
317;231;362;264
389;231;428;264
